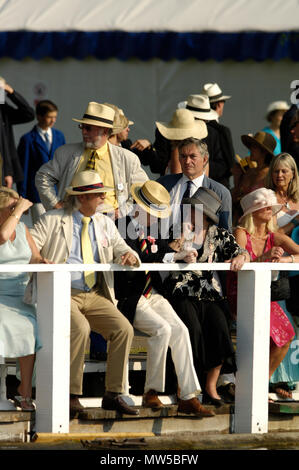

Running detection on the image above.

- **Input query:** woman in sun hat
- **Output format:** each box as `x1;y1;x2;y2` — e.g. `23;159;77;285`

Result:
231;131;277;226
262;101;290;155
163;187;250;407
231;188;299;397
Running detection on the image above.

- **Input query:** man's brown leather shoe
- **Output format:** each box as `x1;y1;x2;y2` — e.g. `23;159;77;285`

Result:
177;397;215;417
142;389;164;410
102;393;139;415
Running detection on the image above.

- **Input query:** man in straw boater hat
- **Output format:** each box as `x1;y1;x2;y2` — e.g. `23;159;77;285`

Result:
30;170;141;415
114;180;215;417
201;83;235;189
35;101;148;220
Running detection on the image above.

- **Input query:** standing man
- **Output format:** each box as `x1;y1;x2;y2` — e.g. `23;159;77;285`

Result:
0;77;35;188
17;100;66;223
202;83;235;188
158;137;232;232
35;102;148;219
30;170;140;415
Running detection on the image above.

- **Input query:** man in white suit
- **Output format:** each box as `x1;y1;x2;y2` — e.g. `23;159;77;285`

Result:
35;102;148;219
30;171;140;415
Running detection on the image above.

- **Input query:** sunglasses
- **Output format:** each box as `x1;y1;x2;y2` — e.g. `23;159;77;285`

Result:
78;124;94;131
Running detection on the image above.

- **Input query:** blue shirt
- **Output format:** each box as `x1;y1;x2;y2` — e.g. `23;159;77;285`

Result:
66;211;100;291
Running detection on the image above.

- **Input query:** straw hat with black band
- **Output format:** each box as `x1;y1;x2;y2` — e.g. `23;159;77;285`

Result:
65;171;114;195
177;94;218;121
156;108;207;141
202;83;231;103
130;180;171;219
72;102;115;128
182;187;221;225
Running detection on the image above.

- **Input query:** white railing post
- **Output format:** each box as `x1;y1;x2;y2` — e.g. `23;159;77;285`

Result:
234;268;271;433
35;271;71;433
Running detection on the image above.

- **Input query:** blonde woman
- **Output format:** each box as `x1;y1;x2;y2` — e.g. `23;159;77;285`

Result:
234;188;299;397
0;187;47;410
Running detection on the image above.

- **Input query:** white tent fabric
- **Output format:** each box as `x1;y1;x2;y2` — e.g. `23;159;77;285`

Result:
0;0;298;33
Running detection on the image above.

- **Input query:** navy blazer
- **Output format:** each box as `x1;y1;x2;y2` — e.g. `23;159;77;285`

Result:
157;173;232;232
17;126;65;202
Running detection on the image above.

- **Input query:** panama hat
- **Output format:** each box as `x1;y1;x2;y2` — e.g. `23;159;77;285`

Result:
130;180;171;219
266;101;289;120
65;171;114;195
156;109;208;141
241;131;276;157
182;187;221;225
72;102;115;128
119;108;134;126
202;83;231;103
177;95;218;121
239;188;282;221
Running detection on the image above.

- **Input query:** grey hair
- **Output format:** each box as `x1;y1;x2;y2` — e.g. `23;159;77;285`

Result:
177;138;209;159
63;195;82;213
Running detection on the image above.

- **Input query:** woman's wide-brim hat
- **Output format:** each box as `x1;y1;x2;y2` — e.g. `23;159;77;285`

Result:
239;188;283;221
72;102;115;128
177;94;219;121
202;83;231;103
266;100;289;120
241;131;276;157
130;180;171;219
182;187;221;225
156;108;208;141
104;102;131;134
65;170;114;195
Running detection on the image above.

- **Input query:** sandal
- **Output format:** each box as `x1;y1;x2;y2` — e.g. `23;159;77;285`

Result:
14;396;35;411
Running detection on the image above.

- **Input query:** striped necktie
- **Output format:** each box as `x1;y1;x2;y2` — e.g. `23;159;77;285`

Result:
86;150;98;171
81;217;96;289
182;180;193;199
139;231;152;298
44;131;51;152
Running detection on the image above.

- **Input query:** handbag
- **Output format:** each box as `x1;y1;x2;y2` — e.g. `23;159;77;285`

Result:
270;274;291;301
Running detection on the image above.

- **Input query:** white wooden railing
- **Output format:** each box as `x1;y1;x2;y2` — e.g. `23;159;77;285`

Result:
0;262;298;435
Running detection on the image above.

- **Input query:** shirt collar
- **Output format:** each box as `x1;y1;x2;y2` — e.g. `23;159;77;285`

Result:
181;173;205;189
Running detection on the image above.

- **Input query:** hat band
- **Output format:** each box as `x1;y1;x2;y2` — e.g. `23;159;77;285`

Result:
186;105;211;113
209;92;223;100
138;188;168;212
83;114;114;125
73;183;104;192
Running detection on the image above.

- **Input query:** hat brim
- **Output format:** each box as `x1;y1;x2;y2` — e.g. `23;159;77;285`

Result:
209;95;231;103
72;117;114;128
155;119;208;141
182;197;219;224
239;203;283;222
65;185;114;195
241;134;275;157
130;183;171;219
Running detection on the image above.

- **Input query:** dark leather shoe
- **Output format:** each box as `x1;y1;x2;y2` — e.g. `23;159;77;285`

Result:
178;397;215;417
102;393;139;415
142;389;164;410
202;392;225;408
70;396;84;412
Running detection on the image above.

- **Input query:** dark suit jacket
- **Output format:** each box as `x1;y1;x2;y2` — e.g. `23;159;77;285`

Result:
0;90;35;183
17;126;65;202
114;216;174;324
205;120;235;187
157;173;232;232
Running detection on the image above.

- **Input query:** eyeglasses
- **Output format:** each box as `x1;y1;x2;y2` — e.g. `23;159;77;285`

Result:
78;124;94;131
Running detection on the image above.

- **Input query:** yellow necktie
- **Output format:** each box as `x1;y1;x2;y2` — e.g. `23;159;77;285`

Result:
86;150;98;171
81;217;96;289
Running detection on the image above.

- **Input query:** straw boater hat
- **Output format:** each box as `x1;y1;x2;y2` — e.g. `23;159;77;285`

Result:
177;94;218;121
130;180;171;219
182;187;221;225
266;101;289;121
72;102;115;128
241;131;276;157
239;188;282;221
65;171;114;195
202;83;231;103
156;108;208;141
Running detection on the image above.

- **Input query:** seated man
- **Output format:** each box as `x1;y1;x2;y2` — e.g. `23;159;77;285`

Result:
115;180;215;417
30;170;140;415
35;102;148;219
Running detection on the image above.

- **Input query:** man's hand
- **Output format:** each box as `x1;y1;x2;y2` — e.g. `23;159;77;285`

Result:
4;175;13;188
54;200;64;209
130;139;151;151
121;251;138;266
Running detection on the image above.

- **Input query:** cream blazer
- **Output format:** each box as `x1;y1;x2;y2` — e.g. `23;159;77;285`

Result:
29;209;141;305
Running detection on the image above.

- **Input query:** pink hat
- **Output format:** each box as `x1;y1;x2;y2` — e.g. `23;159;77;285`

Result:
239;188;283;221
